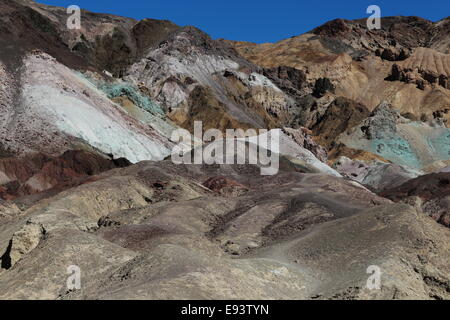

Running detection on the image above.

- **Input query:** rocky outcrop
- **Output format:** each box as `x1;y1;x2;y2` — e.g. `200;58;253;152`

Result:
312;78;335;98
1;1;450;301
339;102;450;169
375;47;411;61
1;51;174;162
332;156;422;191
0;150;130;201
381;173;450;228
228;17;450;129
1;221;45;269
386;48;450;90
124;26;298;130
311;97;370;147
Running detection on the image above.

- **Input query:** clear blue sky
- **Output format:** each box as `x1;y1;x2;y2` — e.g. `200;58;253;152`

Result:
37;0;449;43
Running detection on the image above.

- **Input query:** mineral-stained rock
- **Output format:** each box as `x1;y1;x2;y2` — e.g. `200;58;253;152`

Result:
376;47;411;61
339;102;450;169
228;17;450;128
263;66;308;93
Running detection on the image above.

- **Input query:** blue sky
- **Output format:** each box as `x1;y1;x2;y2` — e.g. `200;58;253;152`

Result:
38;0;449;43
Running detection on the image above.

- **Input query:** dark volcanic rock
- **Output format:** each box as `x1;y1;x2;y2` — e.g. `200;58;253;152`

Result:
311;97;370;147
375;48;410;61
312;77;335;98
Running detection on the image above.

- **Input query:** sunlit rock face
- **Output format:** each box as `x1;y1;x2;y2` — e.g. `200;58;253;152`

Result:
228;17;450;127
1;51;173;163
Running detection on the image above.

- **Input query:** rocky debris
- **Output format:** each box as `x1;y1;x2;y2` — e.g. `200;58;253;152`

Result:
1;51;174;162
175;85;256;132
0;150;130;201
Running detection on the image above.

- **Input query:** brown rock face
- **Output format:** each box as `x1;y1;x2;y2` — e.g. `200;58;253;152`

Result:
0;150;130;200
311;97;370;148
